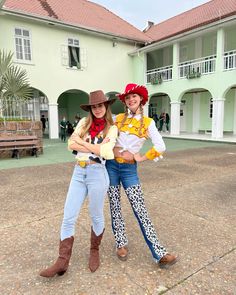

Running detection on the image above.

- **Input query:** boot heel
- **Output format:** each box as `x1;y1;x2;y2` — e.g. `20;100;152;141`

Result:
57;270;66;276
39;236;74;278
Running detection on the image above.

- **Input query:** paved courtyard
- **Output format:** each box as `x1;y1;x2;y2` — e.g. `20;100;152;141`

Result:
0;143;236;294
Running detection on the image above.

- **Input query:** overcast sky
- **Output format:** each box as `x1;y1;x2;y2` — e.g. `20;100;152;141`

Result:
91;0;211;30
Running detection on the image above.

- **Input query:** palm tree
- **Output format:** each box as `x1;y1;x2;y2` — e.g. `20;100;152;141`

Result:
0;50;32;121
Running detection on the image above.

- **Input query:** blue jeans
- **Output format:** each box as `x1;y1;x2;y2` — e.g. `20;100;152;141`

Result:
106;159;167;261
105;159;140;189
60;164;109;240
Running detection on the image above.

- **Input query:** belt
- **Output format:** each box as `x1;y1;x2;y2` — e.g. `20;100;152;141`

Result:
115;157;135;164
77;160;97;168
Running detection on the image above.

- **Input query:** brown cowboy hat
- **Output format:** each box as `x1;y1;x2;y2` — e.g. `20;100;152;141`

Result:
80;90;116;112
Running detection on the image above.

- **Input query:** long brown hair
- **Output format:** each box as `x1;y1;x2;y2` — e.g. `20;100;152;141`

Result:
79;103;114;138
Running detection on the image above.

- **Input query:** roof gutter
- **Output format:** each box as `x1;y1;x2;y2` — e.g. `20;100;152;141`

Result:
129;14;236;55
1;8;147;44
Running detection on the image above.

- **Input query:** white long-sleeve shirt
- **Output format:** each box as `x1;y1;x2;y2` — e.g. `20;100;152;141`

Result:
115;113;166;160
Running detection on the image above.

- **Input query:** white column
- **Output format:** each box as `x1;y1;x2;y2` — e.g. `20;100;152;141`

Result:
192;93;200;133
143;103;149;117
216;28;225;73
33;89;40;121
212;98;225;138
234;90;236;135
48;103;59;139
172;42;179;80
170;102;181;135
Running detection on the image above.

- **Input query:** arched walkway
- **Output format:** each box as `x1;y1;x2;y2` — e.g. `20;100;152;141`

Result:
57;89;89;123
179;88;213;134
106;91;123;114
224;85;236;135
149;92;170;131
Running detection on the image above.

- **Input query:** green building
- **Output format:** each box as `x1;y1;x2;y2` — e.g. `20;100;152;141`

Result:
0;0;235;140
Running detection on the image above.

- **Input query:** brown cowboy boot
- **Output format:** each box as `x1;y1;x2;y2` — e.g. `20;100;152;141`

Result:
39;236;74;277
159;253;178;269
116;246;128;261
89;227;104;272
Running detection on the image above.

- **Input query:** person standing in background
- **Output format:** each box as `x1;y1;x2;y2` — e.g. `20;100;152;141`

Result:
40;115;46;134
60;117;67;142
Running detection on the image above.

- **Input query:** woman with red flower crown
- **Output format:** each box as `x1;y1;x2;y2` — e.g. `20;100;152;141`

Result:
39;90;118;277
106;83;177;268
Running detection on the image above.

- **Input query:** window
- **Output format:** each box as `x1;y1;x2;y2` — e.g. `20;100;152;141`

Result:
68;38;80;68
14;28;32;61
61;38;87;70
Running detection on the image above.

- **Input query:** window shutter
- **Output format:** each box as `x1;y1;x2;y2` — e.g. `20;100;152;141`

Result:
61;45;69;66
80;47;87;69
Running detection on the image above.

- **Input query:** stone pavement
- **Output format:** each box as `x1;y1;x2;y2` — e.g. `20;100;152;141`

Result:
0;144;236;295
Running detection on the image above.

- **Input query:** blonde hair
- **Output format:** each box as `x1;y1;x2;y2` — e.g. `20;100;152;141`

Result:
79;104;114;138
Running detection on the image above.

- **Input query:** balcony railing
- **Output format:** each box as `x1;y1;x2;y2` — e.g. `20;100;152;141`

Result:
224;50;236;70
146;65;172;84
178;55;216;78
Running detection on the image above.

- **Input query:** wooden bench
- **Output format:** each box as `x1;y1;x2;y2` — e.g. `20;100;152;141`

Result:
0;135;40;159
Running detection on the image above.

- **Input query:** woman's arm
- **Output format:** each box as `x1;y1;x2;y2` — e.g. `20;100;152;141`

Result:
68;118;90;152
69;135;91;153
135;119;166;162
82;125;118;159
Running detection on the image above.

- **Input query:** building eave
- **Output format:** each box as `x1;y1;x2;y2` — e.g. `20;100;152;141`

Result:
129;14;236;55
1;8;147;45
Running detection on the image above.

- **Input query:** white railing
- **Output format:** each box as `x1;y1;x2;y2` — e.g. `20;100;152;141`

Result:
0;98;37;120
146;65;172;84
178;55;216;78
224;50;236;70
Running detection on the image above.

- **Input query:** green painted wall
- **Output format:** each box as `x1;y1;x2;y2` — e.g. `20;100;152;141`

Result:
182;93;193;132
202;32;217;56
147;46;172;69
0;15;137;103
225;24;236;51
179;39;195;62
58;92;89;123
199;92;212;131
224;88;235;131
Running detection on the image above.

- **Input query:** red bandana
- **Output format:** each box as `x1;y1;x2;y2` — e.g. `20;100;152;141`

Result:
89;118;106;139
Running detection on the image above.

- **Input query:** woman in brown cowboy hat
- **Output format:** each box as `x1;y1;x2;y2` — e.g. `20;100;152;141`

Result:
106;83;177;268
39;90;117;277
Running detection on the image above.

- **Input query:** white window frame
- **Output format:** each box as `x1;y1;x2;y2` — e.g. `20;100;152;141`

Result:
61;37;87;70
14;27;33;63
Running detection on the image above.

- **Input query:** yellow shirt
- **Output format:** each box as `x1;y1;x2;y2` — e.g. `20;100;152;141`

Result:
115;113;166;161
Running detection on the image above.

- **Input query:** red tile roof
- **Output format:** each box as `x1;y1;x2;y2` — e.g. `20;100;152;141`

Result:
3;0;150;43
145;0;236;42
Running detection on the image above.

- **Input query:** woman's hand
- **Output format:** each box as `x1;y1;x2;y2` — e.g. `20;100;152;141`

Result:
121;151;134;161
134;153;147;162
70;133;85;145
113;147;134;160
